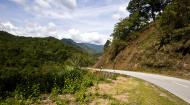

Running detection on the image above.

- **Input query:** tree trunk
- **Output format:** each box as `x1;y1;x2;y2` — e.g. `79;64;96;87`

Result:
151;9;155;21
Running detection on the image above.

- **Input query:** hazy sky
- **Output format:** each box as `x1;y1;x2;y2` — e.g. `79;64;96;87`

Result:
0;0;129;45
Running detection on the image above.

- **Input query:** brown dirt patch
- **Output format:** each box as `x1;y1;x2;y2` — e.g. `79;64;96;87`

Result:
89;76;130;103
89;98;110;105
113;92;128;102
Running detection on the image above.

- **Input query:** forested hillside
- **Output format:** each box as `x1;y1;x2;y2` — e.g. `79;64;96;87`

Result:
62;38;103;54
0;31;95;99
0;31;95;68
95;0;190;79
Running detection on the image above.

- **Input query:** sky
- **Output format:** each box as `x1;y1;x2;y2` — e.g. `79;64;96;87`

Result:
0;0;130;45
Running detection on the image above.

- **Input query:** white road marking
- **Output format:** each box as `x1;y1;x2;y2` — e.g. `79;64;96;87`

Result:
174;82;189;88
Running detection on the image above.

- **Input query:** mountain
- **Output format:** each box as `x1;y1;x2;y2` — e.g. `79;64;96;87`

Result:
78;43;103;54
62;38;103;54
0;31;95;69
95;24;190;79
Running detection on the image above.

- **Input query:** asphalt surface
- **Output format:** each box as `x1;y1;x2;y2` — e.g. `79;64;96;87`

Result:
89;68;190;104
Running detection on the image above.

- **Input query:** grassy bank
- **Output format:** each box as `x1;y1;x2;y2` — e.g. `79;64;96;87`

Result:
0;68;116;104
1;70;188;105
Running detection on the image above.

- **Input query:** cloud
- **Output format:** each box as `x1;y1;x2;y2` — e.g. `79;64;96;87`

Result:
0;21;108;45
112;14;121;19
3;0;131;45
2;21;18;30
118;5;127;13
112;3;129;20
1;21;19;34
9;0;126;20
0;21;59;38
68;28;79;35
35;0;50;8
22;22;59;38
61;0;77;9
10;0;77;19
33;0;77;9
11;0;77;9
66;28;109;45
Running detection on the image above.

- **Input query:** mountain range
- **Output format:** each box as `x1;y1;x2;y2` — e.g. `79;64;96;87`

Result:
62;38;104;54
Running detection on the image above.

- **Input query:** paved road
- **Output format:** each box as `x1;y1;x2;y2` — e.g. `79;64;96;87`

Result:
89;68;190;104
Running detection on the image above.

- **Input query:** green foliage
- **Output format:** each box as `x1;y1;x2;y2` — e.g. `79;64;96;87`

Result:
0;69;119;104
111;0;172;42
112;12;144;41
0;31;95;99
158;0;190;52
15;84;40;99
127;0;171;21
104;40;111;51
66;53;95;67
0;31;95;68
0;64;81;98
159;0;190;34
75;89;90;104
0;65;93;100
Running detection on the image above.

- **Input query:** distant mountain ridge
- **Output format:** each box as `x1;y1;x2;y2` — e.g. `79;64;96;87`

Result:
62;38;103;54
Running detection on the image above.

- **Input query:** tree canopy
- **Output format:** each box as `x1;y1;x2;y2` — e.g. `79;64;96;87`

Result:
111;0;173;41
127;0;172;21
159;0;190;34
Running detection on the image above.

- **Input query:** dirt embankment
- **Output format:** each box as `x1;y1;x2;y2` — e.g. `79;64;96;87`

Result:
94;24;190;79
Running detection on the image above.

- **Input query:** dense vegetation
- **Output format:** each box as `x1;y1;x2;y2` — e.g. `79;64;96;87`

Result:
111;0;189;43
0;31;96;100
112;0;172;42
157;0;190;52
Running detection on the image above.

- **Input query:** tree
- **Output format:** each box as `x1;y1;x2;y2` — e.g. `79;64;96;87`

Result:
0;23;5;31
127;0;149;20
104;40;111;51
127;0;172;21
112;18;131;40
112;12;147;40
159;0;190;34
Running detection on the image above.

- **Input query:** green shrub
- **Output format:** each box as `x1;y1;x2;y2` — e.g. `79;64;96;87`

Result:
0;64;84;98
75;89;90;104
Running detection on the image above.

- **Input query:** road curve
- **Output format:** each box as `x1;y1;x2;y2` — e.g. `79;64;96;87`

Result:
89;68;190;104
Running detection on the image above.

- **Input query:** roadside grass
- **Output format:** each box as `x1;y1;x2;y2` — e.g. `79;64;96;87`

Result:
57;72;188;105
1;71;188;105
126;77;188;105
85;75;188;105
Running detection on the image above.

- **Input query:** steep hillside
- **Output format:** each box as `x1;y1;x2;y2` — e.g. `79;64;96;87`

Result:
95;0;190;79
62;38;103;54
95;24;190;79
95;24;158;69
